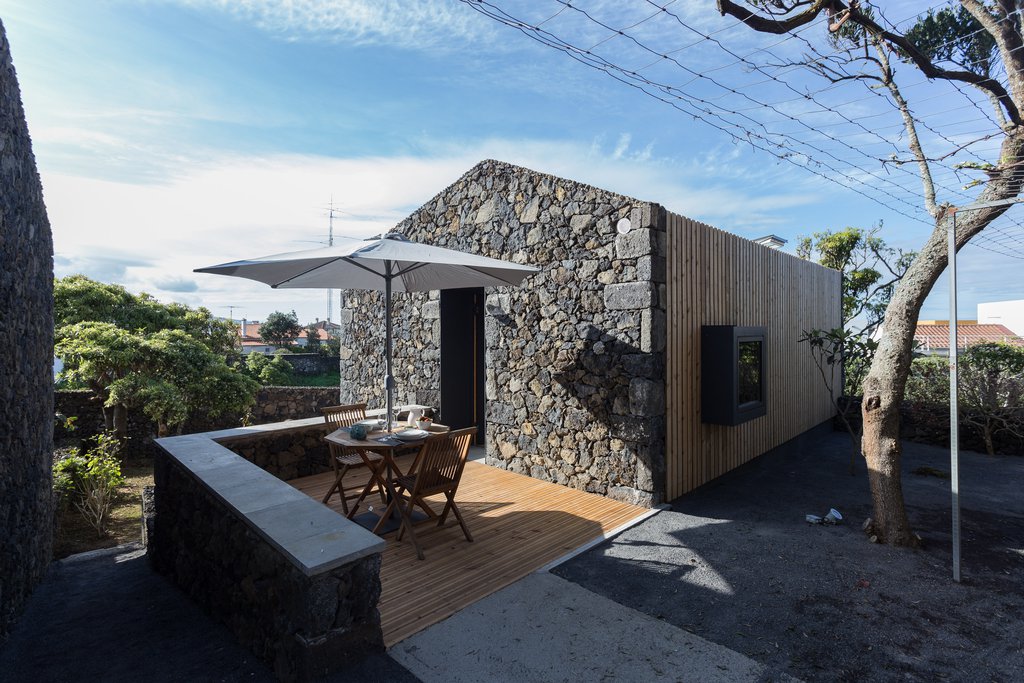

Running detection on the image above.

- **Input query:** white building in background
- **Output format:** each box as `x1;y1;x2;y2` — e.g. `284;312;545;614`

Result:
978;299;1024;336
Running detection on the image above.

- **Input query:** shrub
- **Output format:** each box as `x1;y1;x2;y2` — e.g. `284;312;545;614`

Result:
905;344;1024;455
53;433;126;537
243;352;292;385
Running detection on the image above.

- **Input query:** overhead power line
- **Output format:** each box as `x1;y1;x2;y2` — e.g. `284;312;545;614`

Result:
460;0;1024;259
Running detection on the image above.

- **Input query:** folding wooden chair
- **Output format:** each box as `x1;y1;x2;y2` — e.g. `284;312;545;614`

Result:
320;403;385;515
382;426;476;560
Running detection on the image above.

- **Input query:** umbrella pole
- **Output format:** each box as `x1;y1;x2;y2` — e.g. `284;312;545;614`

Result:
384;263;394;432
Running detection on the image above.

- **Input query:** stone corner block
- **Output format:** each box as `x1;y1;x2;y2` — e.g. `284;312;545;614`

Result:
604;282;654;311
629;377;665;418
607;485;655;508
615;228;655;260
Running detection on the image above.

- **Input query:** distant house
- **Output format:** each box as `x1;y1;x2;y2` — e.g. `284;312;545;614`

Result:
978;299;1024;336
236;318;333;354
337;159;841;506
914;320;1024;356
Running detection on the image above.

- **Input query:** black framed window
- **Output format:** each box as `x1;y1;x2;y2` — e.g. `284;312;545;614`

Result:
701;326;767;425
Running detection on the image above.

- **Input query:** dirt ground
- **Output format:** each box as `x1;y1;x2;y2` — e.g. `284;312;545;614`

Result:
52;459;153;559
554;427;1024;682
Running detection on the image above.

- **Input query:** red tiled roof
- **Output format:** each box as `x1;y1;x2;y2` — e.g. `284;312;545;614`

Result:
914;323;1024;349
237;322;330;345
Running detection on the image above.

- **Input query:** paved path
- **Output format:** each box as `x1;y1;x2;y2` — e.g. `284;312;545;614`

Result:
392;572;797;683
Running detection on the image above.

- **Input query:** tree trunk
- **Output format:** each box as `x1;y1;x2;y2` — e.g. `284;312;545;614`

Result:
861;138;1023;544
862;210;965;545
983;423;995;456
112;403;128;441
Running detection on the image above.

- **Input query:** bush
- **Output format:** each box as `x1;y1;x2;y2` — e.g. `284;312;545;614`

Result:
54;433;126;537
905;344;1024;455
243;352;292;385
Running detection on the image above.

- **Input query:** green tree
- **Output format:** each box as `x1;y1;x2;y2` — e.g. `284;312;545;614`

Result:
798;226;912;474
717;0;1024;545
55;274;237;356
107;330;259;436
55;275;256;441
260;310;303;349
797;226;914;340
304;322;322;350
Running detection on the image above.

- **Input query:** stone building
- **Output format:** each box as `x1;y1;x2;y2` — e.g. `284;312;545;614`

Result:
0;20;55;641
338;160;839;506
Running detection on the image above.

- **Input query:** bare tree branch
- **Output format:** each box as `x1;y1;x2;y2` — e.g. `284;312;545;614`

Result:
716;0;1022;125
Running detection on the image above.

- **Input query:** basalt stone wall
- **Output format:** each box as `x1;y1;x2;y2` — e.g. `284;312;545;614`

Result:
55;386;339;456
151;452;383;680
246;386;340;425
218;423;333;481
338;160;667;506
0;21;54;642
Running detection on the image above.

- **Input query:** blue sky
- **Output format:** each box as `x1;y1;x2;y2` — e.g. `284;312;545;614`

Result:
3;0;1021;325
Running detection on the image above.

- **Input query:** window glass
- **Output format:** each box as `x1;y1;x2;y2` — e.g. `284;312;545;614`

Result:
738;340;762;406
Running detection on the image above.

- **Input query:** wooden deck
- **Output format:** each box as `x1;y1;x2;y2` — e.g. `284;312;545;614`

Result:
290;456;650;646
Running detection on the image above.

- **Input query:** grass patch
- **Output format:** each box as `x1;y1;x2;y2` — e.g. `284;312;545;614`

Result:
283;371;340;387
53;459;154;560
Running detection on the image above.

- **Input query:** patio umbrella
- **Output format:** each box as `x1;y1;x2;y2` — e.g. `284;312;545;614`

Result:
195;233;539;430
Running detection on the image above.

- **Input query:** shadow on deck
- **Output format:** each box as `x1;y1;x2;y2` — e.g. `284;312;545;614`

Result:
289;457;650;646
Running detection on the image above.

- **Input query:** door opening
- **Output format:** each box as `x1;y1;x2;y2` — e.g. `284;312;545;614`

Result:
440;288;485;445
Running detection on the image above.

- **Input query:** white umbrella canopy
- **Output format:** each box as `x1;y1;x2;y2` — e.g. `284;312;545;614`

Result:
195;233;539;429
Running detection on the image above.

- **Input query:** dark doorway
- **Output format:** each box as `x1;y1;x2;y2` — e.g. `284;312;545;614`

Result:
440;288;485;444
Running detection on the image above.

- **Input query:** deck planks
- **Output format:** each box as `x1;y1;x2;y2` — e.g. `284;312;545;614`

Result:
290;459;649;646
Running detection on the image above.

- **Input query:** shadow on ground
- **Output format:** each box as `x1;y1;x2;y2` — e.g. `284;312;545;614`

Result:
0;546;419;683
554;428;1024;682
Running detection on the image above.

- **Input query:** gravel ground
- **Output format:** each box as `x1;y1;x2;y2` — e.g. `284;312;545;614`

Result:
0;545;418;683
554;428;1024;682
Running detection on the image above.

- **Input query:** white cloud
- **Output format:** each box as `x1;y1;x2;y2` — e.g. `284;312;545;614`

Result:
612;133;631;160
43;141;819;324
182;0;502;50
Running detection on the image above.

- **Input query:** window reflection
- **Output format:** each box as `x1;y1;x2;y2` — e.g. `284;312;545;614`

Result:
738;340;762;406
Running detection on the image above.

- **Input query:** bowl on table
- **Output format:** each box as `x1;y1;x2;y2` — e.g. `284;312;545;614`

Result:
394;429;429;442
355;418;385;432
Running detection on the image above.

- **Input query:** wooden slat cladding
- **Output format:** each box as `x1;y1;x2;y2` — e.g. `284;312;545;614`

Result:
664;213;841;500
290;460;649;646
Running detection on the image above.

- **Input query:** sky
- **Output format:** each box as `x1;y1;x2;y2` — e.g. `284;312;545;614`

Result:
3;0;1022;326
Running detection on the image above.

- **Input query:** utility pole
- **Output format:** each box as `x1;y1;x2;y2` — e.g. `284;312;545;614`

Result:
226;305;243;324
326;196;338;325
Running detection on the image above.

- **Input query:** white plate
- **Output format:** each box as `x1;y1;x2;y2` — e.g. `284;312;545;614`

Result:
394;429;428;441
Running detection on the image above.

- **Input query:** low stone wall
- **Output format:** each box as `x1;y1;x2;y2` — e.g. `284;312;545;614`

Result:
217;420;333;481
55;386;340;458
244;386;339;427
836;397;1024;456
902;402;1024;455
152;427;386;681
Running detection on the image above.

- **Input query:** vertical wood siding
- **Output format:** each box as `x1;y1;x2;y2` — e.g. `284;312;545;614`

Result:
664;212;841;499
